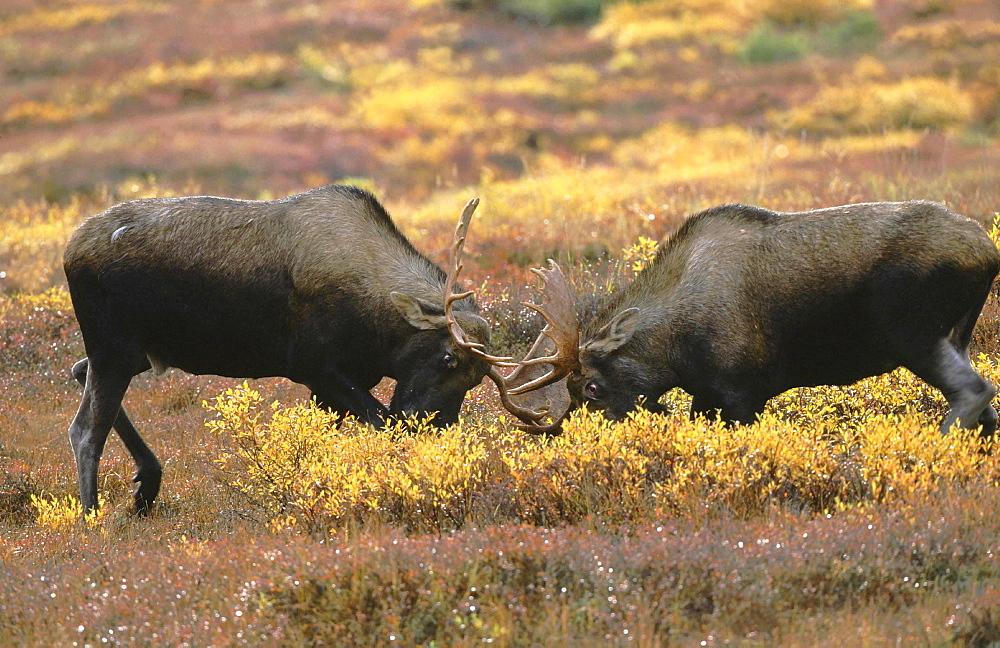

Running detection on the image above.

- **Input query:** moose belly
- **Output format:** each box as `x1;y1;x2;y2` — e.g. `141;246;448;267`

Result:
780;325;898;388
142;328;291;379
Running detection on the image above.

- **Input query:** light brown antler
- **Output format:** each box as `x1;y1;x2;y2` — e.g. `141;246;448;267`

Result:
495;260;580;433
506;260;580;396
445;204;581;430
444;198;516;367
444;199;550;425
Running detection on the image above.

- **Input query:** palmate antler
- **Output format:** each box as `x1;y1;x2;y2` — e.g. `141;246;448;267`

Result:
507;261;579;395
498;260;580;434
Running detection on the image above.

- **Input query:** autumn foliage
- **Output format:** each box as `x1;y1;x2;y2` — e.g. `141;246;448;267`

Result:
3;0;1000;644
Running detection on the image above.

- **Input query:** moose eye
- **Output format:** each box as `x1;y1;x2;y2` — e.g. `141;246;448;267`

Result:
442;352;458;369
584;381;603;400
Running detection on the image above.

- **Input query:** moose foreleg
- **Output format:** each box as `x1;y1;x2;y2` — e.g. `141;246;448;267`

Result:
309;373;391;427
690;391;767;427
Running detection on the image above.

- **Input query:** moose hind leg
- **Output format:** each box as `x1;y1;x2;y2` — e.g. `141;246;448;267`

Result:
70;361;135;514
906;338;997;435
73;358;162;513
948;295;998;437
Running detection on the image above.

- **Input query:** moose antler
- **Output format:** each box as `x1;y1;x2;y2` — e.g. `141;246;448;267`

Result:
495;260;580;434
444;198;516;367
444;199;549;426
444;202;582;430
507;260;580;395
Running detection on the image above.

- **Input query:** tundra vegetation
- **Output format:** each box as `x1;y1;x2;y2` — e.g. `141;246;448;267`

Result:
2;0;1000;645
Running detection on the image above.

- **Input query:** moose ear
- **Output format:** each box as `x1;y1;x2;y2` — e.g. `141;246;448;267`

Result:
587;308;641;355
390;292;446;331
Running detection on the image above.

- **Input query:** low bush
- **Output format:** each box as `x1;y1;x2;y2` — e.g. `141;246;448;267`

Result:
451;0;608;25
205;361;1000;536
817;11;882;56
740;11;881;65
758;0;873;27
739;23;809;64
772;75;976;133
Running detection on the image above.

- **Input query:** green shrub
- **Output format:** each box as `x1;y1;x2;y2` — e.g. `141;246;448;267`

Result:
740;12;881;64
739;23;809;64
509;0;605;24
817;11;881;56
451;0;608;25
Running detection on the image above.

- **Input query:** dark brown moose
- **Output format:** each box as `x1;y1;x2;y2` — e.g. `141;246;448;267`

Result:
504;201;1000;436
63;185;529;514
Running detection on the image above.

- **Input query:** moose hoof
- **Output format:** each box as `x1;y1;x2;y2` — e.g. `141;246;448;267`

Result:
132;470;162;516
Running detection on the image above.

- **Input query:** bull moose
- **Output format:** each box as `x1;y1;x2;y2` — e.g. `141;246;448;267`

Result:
63;185;525;514
505;201;1000;436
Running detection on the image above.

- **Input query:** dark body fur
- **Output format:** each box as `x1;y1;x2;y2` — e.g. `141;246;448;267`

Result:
64;185;491;513
570;201;1000;433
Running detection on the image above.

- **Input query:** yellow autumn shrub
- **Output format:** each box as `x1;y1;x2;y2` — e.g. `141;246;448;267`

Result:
205;362;1000;534
30;494;104;530
753;0;874;26
387;425;490;527
592;0;755;51
772;76;975;133
0;1;167;38
354;76;470;131
892;19;1000;51
622;236;660;274
207;383;399;532
207;383;497;533
502;413;651;523
0;198;92;291
591;0;874;52
612;122;759;176
3;52;293;128
848;416;987;503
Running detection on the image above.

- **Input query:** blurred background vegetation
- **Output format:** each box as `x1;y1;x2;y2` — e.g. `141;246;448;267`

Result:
2;0;998;209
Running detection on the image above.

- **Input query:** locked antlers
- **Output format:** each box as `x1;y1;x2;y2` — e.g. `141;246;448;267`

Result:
443;200;556;427
498;260;579;434
443;198;583;432
507;261;579;395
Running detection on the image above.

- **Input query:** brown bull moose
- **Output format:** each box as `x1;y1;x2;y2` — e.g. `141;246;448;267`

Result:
500;201;1000;436
63;186;528;514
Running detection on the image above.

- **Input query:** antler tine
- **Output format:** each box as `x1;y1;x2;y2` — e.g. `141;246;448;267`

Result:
487;259;580;432
444;198;517;367
494;335;571;433
444;199;478;305
486;367;549;423
505;260;580;395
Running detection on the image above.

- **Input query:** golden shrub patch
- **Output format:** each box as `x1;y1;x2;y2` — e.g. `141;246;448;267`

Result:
204;367;1000;535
